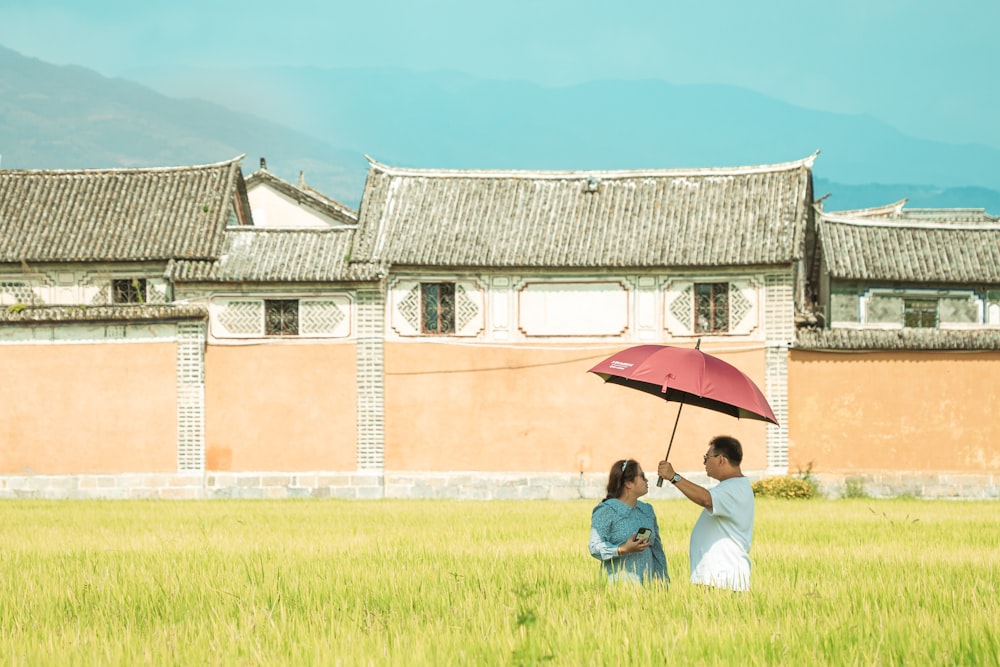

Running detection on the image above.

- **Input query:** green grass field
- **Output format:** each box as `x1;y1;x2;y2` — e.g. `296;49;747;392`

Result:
1;498;997;666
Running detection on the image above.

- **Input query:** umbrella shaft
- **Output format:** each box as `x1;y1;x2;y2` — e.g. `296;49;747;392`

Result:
656;400;685;487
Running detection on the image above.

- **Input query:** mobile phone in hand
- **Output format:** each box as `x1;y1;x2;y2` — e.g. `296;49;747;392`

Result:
636;527;651;543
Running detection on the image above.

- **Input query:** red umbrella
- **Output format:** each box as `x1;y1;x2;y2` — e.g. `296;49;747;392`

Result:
588;341;777;485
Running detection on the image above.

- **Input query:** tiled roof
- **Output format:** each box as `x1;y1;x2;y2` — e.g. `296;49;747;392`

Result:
0;304;208;324
351;155;817;269
818;209;1000;283
169;227;383;283
245;168;359;225
0;157;248;263
796;327;1000;351
821;199;907;219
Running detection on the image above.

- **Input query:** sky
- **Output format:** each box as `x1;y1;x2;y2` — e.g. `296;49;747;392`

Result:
1;0;998;150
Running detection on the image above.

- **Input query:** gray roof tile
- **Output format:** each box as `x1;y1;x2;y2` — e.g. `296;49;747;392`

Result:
0;157;248;263
170;227;383;283
819;209;1000;283
796;327;1000;351
0;304;208;324
352;156;817;269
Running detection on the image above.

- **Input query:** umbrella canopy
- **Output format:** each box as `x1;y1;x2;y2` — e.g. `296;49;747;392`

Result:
588;344;778;425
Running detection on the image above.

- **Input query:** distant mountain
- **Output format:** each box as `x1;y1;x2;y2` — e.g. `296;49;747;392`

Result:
3;44;1000;214
157;65;1000;194
0;45;367;204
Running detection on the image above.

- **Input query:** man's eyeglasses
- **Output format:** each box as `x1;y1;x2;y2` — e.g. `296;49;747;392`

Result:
703;453;723;464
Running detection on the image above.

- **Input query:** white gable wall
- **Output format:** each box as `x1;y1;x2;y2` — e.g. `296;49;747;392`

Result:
247;183;349;228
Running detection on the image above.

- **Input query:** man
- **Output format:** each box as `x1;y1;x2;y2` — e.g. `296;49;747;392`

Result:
657;435;754;591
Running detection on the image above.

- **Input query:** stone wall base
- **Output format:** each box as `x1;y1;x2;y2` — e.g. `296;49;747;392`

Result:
0;472;385;500
0;470;997;500
811;472;1000;499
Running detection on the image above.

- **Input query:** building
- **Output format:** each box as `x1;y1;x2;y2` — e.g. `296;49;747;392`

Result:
3;155;997;498
344;156;815;497
245;158;358;229
790;202;1000;497
0;158;249;490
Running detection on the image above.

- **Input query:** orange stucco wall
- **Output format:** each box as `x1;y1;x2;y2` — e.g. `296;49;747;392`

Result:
0;342;178;473
788;350;1000;472
382;342;770;474
203;342;357;471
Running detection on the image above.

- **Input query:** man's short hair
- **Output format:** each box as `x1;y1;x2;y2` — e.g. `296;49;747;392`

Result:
711;435;743;465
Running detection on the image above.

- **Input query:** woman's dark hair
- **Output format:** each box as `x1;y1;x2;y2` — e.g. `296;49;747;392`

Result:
605;459;639;500
711;435;743;465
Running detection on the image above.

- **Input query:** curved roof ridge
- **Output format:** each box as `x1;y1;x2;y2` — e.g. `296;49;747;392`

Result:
364;151;818;180
1;155;245;176
904;207;999;222
820;199;907;217
225;225;357;234
819;213;1000;232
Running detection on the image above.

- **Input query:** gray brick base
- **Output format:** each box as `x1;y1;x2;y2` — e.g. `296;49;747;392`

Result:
0;470;996;500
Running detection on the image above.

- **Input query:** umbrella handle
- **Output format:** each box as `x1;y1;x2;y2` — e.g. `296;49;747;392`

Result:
655;399;685;487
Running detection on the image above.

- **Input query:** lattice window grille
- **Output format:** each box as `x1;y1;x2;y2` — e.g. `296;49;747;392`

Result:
396;283;478;335
0;281;33;305
455;285;478;331
669;285;693;331
90;285;110;305
300;300;346;335
398;285;421;330
218;300;264;335
730;287;752;329
356;289;385;470
146;282;168;304
176;322;205;471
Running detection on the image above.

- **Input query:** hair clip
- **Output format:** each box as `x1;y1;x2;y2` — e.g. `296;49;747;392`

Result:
621;459;628;472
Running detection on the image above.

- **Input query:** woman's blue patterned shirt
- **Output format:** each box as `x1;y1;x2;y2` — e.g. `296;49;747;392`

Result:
589;498;669;584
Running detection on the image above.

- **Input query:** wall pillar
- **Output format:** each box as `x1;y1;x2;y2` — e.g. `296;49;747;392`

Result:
176;321;206;472
765;274;792;473
356;288;385;472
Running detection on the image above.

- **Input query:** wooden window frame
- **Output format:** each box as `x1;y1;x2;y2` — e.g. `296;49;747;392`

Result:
694;282;730;333
112;278;147;304
903;298;937;328
265;299;299;336
421;282;456;334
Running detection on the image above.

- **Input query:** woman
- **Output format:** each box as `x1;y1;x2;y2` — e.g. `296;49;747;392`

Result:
589;459;669;584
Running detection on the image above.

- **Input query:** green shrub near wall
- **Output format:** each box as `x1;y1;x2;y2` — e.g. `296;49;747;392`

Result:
752;475;819;499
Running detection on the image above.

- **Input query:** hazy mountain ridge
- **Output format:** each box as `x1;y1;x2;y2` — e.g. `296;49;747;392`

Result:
0;45;368;203
3;44;999;214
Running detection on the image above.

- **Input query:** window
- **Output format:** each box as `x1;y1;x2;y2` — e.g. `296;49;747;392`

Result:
265;299;299;335
112;278;147;304
421;282;455;334
903;298;937;328
695;282;729;333
0;281;32;305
